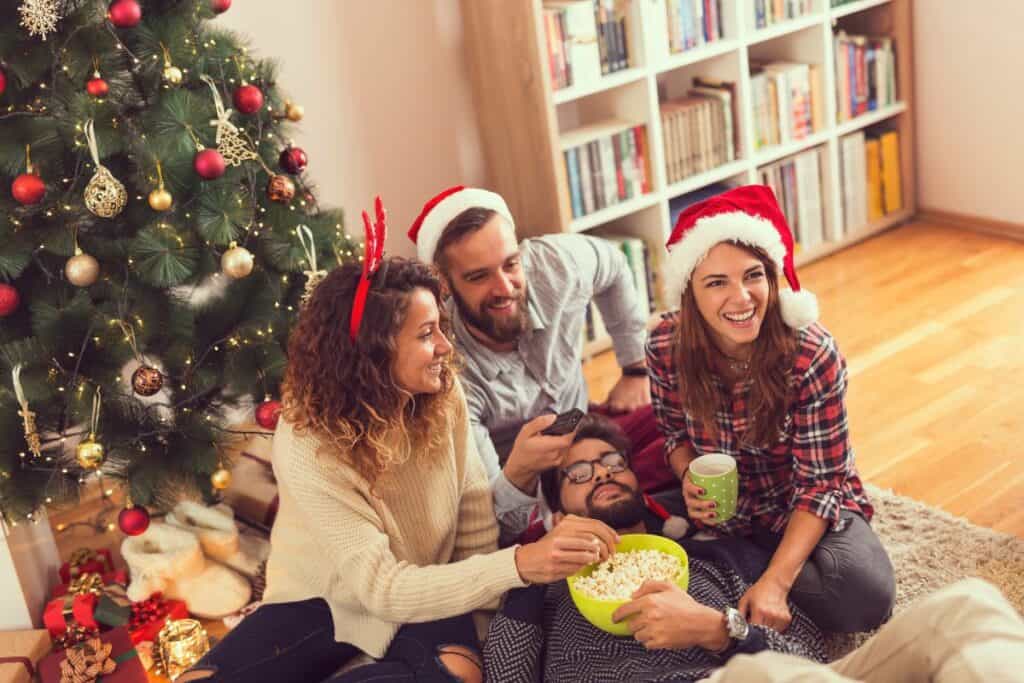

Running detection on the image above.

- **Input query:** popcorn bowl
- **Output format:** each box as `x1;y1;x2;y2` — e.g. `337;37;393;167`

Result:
567;533;689;636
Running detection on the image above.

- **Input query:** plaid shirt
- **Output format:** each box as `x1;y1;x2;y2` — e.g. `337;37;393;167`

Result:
646;316;872;535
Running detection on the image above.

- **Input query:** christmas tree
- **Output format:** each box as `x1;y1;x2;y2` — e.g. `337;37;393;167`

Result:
0;0;355;530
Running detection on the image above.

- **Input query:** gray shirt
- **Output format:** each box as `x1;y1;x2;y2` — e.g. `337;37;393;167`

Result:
448;233;648;537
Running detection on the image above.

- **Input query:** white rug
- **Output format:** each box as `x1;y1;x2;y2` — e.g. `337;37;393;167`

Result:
826;483;1024;659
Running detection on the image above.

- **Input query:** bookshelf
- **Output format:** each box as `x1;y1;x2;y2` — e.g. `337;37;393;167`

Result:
462;0;915;357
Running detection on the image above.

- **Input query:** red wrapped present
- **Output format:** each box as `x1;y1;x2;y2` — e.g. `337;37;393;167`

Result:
37;627;146;683
59;548;114;584
0;629;51;683
43;593;130;640
51;570;128;599
128;593;189;645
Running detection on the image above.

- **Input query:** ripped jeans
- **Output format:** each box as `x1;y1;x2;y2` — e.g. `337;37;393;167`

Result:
183;598;480;682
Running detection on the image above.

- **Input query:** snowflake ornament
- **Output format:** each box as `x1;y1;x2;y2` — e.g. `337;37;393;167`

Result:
19;0;61;40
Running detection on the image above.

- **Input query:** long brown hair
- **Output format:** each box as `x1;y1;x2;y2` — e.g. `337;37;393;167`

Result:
281;257;454;486
673;243;798;447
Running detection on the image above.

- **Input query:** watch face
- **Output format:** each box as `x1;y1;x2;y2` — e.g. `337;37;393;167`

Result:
726;608;749;639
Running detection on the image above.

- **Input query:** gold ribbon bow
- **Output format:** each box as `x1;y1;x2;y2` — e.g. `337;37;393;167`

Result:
68;572;104;596
59;637;116;683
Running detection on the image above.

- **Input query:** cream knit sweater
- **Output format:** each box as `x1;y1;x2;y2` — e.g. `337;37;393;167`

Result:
262;379;526;658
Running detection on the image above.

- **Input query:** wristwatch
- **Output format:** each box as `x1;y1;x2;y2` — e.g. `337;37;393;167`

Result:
621;365;648;377
714;606;749;654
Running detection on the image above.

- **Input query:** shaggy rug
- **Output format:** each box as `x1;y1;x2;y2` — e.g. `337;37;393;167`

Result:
826;483;1024;660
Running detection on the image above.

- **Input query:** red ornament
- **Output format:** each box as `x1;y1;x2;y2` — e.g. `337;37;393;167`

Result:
0;284;19;317
108;0;142;27
193;149;226;180
0;67;6;96
118;505;150;536
255;399;282;430
86;76;109;98
233;84;264;115
279;146;308;175
12;173;45;205
211;0;232;14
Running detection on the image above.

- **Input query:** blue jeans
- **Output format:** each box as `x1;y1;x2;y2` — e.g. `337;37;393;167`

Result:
185;598;480;682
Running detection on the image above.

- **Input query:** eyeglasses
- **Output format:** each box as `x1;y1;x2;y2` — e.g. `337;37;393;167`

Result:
561;451;629;485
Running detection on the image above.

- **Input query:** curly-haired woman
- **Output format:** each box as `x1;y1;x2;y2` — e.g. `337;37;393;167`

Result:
647;186;894;635
182;257;618;683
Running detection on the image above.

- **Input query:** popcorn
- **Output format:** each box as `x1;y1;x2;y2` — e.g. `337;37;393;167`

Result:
574;549;682;601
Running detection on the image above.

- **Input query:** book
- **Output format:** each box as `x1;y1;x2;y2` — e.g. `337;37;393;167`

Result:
865;137;883;221
880;130;902;213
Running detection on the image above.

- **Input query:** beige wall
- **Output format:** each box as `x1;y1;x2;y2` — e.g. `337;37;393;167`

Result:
913;1;1024;224
223;0;486;257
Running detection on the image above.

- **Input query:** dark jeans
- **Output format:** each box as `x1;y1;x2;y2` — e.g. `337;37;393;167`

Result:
185;598;480;682
751;510;896;633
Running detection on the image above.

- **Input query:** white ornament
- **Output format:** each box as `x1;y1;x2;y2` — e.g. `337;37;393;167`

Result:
18;0;61;40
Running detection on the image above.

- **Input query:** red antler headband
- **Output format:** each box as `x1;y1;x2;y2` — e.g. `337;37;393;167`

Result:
349;196;387;342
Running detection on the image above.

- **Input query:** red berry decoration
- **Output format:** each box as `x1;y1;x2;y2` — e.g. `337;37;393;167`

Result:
118;504;150;536
279;146;307;175
12;173;45;205
193;148;226;180
0;284;19;318
108;0;142;27
0;67;7;96
233;84;264;115
255;398;282;430
86;76;109;98
211;0;232;14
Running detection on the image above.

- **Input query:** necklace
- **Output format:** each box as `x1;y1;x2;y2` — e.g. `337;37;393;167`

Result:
724;356;750;374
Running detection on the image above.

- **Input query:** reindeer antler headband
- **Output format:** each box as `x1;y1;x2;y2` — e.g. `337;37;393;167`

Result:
349;196;387;342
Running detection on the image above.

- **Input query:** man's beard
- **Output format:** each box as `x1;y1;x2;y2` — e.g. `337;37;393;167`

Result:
585;481;646;530
451;285;529;344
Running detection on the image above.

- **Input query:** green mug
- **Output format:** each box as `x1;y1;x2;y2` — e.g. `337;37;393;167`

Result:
689;453;738;523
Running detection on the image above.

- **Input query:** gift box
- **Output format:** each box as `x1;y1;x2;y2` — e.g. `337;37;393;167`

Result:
52;569;128;599
222;445;279;530
59;548;114;585
38;627;146;683
43;592;130;640
0;629;51;683
128;593;189;645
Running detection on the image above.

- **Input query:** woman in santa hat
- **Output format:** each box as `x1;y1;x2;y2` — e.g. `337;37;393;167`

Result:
646;184;894;634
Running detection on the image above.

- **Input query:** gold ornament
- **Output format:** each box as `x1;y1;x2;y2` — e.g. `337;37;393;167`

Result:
284;101;304;122
132;365;164;396
65;250;100;287
148;188;172;212
13;365;42;458
157;619;209;680
266;174;295;203
221;242;254;279
18;0;61;40
83;120;127;218
217;127;258;167
210;467;231;490
163;65;183;86
75;434;105;469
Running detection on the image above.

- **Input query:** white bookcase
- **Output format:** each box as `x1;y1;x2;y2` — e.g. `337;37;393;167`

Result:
462;0;915;355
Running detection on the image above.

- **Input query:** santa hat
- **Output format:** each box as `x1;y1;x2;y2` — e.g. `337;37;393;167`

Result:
662;184;818;329
408;185;516;263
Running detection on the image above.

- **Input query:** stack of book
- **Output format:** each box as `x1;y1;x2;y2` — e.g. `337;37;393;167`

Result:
750;61;825;151
660;78;738;184
758;148;828;250
752;0;816;30
543;0;631;91
664;0;725;54
562;120;652;219
834;31;897;122
584;235;658;344
841;129;901;233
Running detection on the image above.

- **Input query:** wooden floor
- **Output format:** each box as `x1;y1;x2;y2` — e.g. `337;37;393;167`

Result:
584;221;1024;538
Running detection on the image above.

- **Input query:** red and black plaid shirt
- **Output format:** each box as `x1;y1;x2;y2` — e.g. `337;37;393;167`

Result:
646;315;872;535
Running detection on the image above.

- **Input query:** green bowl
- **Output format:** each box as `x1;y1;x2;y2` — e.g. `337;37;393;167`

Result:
567;533;690;636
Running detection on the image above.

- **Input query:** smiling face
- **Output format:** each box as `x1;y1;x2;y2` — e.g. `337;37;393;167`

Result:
441;214;529;349
690;242;772;358
558;437;646;530
391;287;453;395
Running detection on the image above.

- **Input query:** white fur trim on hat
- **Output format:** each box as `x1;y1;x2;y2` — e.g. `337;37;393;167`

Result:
779;288;819;330
413;188;515;263
662;211;787;310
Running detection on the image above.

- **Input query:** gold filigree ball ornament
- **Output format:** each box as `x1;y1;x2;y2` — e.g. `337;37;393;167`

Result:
284;100;304;122
76;433;105;469
65;249;100;287
266;174;295;203
221;242;254;279
83;120;127;218
163;65;183;86
131;365;164;397
211;467;231;490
